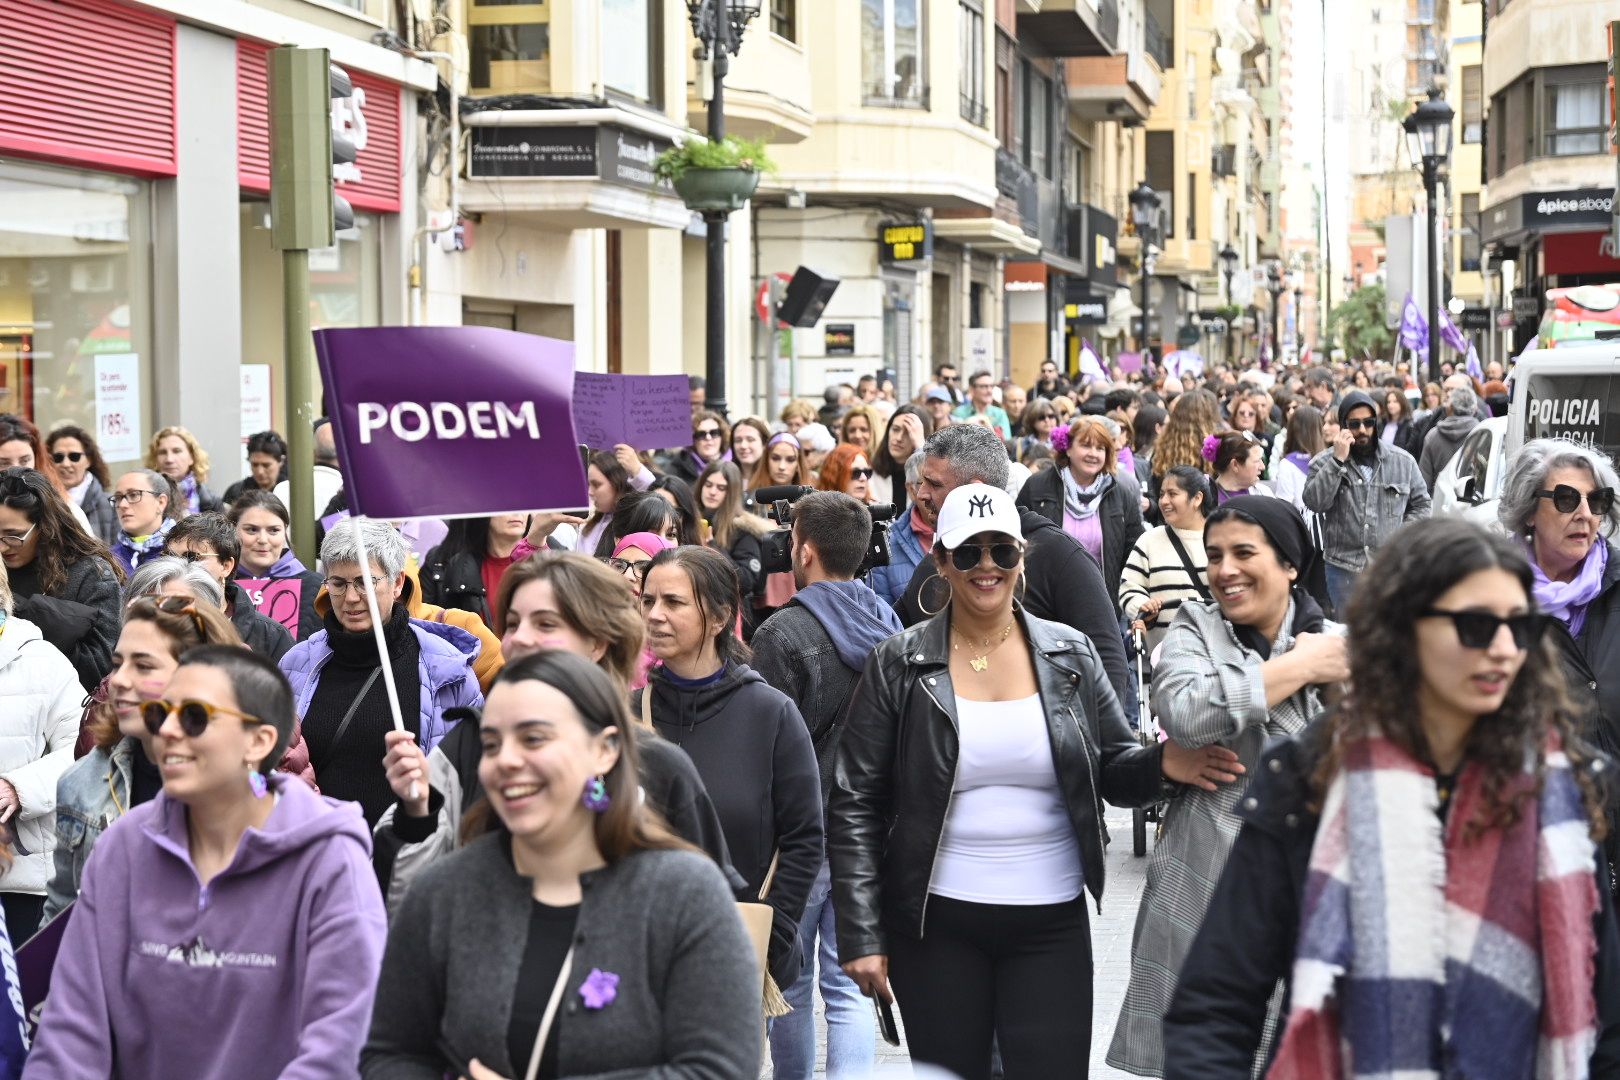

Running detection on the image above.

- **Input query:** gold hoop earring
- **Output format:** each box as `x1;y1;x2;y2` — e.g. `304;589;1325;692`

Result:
917;573;950;618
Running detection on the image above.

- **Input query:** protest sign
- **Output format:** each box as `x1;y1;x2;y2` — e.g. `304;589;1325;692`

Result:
237;578;304;637
313;326;588;518
572;372;691;450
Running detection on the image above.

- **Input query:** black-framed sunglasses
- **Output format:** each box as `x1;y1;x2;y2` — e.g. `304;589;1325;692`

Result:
140;698;267;738
51;451;85;464
168;549;216;565
949;542;1022;573
1419;608;1547;650
1344;417;1378;431
850;467;875;480
694;427;723;440
1535;484;1615;516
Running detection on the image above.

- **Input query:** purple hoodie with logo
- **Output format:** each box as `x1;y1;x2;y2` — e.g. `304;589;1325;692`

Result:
24;774;386;1079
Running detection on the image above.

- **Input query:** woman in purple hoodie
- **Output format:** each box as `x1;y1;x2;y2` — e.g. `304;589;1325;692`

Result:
25;646;387;1080
228;490;323;640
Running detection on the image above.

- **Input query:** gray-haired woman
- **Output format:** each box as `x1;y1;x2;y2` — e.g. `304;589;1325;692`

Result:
1497;437;1620;887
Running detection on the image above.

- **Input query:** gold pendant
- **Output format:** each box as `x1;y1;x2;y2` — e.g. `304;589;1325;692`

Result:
970;655;989;672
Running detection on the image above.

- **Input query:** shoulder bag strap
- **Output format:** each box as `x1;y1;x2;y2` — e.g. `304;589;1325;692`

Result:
758;851;780;902
523;945;575;1080
1164;529;1212;603
329;668;384;750
639;686;653;729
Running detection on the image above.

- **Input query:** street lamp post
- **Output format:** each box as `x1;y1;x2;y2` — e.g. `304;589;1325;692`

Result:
686;0;761;418
1293;285;1304;360
1129;183;1162;365
1220;244;1239;306
1267;262;1282;367
1404;86;1455;385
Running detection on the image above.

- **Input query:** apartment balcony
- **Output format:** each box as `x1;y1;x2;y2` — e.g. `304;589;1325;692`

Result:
1144;8;1172;69
1016;0;1118;58
1066;51;1162;122
685;27;814;144
1212;144;1238;177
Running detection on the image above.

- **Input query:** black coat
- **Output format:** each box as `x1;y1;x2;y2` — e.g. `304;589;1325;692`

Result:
419;547;490;627
75;475;118;546
1164;729;1620;1078
1014;465;1145;592
8;554;121;690
895;508;1132;711
224;580;293;662
1549;545;1620;884
830;607;1167;962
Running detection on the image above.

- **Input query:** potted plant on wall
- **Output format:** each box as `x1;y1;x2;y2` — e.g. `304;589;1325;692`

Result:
654;134;775;213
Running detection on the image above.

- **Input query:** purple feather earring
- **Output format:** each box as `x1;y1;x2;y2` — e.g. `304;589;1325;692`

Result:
247;767;268;799
582;775;611;813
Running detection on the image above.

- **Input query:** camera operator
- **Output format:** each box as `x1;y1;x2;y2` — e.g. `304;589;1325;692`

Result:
896;425;1130;709
752;491;902;1080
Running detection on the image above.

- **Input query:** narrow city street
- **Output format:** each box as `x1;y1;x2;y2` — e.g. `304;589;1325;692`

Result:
770;805;1152;1079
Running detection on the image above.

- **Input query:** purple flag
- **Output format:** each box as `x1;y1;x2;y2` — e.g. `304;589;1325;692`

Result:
1438;308;1469;354
313;326;588;519
1078;340;1107;384
1465;343;1484;381
1398;293;1429;354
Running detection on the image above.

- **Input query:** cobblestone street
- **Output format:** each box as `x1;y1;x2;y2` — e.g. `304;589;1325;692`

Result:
768;804;1153;1079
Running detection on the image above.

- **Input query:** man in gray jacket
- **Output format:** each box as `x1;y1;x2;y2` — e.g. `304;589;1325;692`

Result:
1304;389;1431;616
1418;385;1483;492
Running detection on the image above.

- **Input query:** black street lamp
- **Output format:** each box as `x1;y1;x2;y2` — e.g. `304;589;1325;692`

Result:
1293;285;1304;359
1267;262;1283;366
1404;86;1454;385
1220;243;1239;306
1129;183;1162;363
687;0;762;418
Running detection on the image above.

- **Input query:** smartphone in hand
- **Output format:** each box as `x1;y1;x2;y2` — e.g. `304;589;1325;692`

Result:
874;996;900;1047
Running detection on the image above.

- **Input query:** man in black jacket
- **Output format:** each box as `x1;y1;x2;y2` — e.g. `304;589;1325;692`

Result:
164;512;293;661
896;424;1131;709
753;492;902;1079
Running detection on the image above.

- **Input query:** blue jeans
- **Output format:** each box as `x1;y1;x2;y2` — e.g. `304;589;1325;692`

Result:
768;859;876;1080
1325;563;1359;620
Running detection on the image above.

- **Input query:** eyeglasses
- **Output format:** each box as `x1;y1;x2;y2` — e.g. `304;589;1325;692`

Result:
140;698;267;739
110;490;158;506
850;467;875;480
323;576;386;596
940;374;958;383
1344;417;1378;431
694;428;723;440
0;523;36;550
51;451;84;464
1535;484;1615;516
949;542;1022;573
168;549;217;565
603;557;645;582
1419;608;1547;650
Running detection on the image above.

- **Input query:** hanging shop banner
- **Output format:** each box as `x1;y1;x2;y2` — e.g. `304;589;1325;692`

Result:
93;354;142;461
314;327;588;518
1521;373;1620;461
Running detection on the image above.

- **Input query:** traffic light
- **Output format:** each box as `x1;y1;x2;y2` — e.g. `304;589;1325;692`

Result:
269;47;357;249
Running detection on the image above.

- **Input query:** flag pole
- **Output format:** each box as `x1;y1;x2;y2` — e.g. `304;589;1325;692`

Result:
353;516;418;800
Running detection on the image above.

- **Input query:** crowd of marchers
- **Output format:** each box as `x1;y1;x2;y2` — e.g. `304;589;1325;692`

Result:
0;343;1613;1080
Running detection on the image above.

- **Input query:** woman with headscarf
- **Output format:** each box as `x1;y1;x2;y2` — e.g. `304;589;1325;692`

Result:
1107;495;1347;1075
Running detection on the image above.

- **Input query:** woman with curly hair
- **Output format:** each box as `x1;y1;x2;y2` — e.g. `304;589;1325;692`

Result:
1152;389;1225;482
1165;517;1620;1078
145;425;222;514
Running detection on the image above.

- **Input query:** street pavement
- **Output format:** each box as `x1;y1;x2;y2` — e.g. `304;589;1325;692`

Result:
765;803;1152;1079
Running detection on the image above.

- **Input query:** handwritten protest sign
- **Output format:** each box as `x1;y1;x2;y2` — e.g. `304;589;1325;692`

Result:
572;372;691;451
238;578;305;637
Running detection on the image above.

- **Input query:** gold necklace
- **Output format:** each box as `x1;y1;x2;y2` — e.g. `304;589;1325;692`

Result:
952;621;1014;672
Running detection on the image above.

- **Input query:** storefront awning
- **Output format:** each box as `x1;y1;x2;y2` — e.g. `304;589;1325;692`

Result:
932;216;1042;256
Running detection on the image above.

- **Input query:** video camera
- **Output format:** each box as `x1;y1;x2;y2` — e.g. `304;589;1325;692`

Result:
754;485;896;577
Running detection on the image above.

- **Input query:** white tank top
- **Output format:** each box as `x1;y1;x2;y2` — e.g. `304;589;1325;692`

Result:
930;693;1084;905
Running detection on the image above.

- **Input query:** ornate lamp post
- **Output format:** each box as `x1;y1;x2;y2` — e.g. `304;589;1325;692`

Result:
1403;87;1455;385
1129;183;1162;363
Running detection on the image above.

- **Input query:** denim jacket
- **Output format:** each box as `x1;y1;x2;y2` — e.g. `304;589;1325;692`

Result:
1300;444;1431;572
45;737;136;920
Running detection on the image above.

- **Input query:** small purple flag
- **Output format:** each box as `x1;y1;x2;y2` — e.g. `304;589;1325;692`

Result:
1398;293;1430;355
1438;308;1469;354
1465;343;1484;381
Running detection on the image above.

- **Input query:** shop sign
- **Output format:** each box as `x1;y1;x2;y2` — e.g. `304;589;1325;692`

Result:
1458;306;1492;331
1082;206;1118;287
1523;373;1620;460
1197;310;1229;335
1482;188;1616;244
879;220;933;263
94;354;142;462
1064;281;1107;323
468;125;674;194
240;365;273;468
1513;296;1541;321
824;324;855;355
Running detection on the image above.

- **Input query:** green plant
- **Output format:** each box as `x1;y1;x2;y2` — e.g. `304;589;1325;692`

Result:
653;135;776;183
1215;304;1241;322
1326;282;1394;360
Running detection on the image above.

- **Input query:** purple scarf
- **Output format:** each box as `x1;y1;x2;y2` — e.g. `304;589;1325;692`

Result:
1531;539;1608;637
178;473;201;514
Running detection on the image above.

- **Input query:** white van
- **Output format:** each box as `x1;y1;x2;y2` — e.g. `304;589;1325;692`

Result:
1431;341;1620;524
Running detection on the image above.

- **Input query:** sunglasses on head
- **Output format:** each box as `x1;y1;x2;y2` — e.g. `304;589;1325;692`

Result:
51;451;84;464
1535;484;1615;516
139;698;266;738
1419;608;1547;650
1344;417;1378;431
949;542;1022;573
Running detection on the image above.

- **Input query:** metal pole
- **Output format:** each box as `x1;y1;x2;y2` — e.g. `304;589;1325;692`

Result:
1271;286;1281;366
1425;159;1441;385
704;24;730;419
283;248;317;568
1139;263;1149;364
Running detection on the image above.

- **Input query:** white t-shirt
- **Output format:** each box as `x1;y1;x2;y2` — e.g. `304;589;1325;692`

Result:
931;693;1084;906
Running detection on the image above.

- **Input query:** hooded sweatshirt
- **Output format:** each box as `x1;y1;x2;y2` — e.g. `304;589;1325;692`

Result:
1418;411;1481;492
25;774;387;1080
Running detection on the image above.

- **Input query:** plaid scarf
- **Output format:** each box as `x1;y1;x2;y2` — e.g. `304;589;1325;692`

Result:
1269;730;1600;1080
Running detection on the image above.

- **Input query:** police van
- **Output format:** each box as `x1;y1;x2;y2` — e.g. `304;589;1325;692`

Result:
1431;341;1620;525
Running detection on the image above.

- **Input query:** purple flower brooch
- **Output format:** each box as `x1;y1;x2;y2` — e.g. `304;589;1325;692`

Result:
579;968;619;1010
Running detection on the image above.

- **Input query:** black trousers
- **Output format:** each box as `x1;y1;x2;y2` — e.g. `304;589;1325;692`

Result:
888;893;1094;1080
2;893;44;947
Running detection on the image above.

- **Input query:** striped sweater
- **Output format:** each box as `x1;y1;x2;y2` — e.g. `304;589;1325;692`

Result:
1117;525;1210;655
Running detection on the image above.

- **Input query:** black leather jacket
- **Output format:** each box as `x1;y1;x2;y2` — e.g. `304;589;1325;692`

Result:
829;605;1168;962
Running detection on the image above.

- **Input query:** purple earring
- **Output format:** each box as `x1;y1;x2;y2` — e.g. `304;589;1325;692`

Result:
247;767;268;799
582;775;611;813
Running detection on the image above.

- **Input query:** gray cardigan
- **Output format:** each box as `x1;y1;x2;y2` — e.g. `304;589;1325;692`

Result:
362;836;762;1079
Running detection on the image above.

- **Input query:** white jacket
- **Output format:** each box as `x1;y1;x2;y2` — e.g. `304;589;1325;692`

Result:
0;617;86;895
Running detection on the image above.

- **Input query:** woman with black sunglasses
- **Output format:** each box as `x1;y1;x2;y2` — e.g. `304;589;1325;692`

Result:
832;484;1237;1078
666;411;731;486
1498;438;1620;892
1165;517;1620;1078
45;425;117;545
29;646;387;1079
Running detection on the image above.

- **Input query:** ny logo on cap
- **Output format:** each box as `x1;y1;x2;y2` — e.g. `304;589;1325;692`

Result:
968;494;993;517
